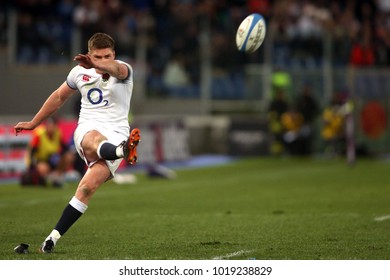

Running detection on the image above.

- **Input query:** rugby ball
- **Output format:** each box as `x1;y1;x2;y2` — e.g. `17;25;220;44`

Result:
236;13;266;53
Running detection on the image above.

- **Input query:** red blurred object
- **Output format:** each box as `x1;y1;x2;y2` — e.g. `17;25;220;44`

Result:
248;0;270;16
350;43;375;66
360;101;387;139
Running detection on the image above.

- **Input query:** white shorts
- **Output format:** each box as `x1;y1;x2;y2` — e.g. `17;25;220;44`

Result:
73;121;130;176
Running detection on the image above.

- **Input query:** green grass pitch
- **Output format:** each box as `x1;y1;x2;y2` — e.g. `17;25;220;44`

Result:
1;156;390;260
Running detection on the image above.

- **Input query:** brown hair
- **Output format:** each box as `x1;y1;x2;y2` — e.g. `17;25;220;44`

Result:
88;33;115;52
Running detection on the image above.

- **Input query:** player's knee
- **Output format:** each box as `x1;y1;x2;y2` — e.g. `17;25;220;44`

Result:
76;184;96;201
80;186;93;197
81;133;107;162
77;178;100;199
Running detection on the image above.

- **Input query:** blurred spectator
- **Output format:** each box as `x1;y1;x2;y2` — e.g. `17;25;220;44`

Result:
330;1;358;66
20;117;76;187
321;93;347;156
163;53;190;88
268;88;289;156
14;0;74;63
5;0;389;67
271;0;330;68
73;0;103;53
280;106;305;155
16;12;37;63
349;20;375;67
6;0;390;102
295;84;320;155
271;68;292;98
375;3;390;65
0;0;7;46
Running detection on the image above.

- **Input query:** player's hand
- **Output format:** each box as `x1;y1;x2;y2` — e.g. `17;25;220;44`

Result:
14;122;36;136
74;54;95;69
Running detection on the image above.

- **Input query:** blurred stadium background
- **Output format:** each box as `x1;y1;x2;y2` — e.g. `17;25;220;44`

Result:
1;0;390;178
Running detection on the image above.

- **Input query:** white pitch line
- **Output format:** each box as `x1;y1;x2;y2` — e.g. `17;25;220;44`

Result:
212;250;253;260
374;215;390;222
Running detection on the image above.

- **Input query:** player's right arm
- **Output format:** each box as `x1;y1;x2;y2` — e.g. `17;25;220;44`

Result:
14;82;76;135
74;54;129;80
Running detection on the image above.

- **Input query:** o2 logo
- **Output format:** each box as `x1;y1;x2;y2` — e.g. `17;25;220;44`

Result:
87;88;108;106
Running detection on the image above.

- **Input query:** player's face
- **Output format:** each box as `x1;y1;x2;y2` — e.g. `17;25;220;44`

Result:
89;48;115;74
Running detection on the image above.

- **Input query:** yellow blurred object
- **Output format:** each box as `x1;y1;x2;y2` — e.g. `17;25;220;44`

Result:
321;107;345;140
281;111;303;132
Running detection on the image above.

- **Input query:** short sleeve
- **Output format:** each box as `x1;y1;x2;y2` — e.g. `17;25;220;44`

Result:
66;65;80;90
117;61;132;83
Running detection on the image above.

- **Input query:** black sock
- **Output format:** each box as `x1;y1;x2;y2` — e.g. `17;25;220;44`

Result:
99;142;119;160
54;204;83;236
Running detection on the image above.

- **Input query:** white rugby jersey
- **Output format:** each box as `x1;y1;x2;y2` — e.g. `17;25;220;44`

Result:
66;60;133;129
